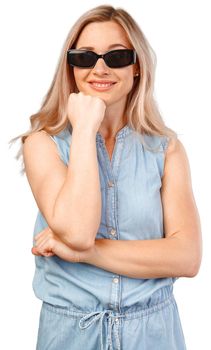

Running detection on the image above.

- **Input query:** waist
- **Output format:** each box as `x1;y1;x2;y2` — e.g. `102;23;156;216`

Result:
42;289;175;319
33;257;176;311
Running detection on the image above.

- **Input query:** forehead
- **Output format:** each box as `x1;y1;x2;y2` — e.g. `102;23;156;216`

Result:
75;21;131;49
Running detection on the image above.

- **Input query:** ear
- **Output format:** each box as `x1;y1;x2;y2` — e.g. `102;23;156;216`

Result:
133;62;140;78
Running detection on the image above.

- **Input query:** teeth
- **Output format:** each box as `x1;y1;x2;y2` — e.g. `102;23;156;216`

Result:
91;83;113;87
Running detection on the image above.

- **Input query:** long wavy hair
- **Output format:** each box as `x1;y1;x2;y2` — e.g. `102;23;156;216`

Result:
9;4;177;174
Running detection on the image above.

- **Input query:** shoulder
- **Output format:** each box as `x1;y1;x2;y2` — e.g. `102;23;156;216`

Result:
163;137;192;187
24;128;71;167
165;136;184;155
165;137;189;166
23;130;50;147
24;130;52;143
23;131;63;169
23;128;71;149
23;130;56;154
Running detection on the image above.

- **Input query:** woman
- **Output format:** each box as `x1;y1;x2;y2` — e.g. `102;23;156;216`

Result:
11;5;202;350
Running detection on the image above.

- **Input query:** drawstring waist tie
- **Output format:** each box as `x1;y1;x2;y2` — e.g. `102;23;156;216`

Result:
79;310;126;350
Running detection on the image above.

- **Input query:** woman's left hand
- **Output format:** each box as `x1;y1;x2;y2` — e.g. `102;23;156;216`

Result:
32;227;96;263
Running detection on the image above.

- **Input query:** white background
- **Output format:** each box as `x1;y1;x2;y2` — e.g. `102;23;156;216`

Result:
1;0;211;349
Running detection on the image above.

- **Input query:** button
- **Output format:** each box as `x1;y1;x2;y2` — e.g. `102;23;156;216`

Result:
110;228;116;236
108;181;114;187
113;277;119;284
115;318;119;323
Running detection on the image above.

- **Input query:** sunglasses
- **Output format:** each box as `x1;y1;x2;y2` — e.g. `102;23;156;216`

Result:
67;49;136;68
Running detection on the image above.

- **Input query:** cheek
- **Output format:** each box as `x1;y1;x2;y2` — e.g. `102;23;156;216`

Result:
121;67;134;83
120;72;134;93
73;68;86;86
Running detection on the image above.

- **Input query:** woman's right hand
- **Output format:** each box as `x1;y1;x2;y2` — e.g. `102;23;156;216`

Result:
66;92;106;134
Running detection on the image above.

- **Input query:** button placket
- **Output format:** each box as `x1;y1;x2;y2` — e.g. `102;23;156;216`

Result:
108;180;114;187
112;277;119;284
110;228;116;236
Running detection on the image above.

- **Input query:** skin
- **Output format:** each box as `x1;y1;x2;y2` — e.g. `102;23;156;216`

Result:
32;21;202;278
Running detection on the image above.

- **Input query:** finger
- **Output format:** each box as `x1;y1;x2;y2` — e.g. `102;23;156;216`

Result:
34;227;51;241
36;236;55;255
34;229;54;247
34;234;49;247
31;247;42;256
32;244;52;256
32;247;54;257
34;232;45;241
43;252;55;257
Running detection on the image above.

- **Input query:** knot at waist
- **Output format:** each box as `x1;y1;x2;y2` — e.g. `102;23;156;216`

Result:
79;310;125;350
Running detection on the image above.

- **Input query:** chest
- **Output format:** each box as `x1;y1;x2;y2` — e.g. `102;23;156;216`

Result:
105;140;116;161
97;139;164;241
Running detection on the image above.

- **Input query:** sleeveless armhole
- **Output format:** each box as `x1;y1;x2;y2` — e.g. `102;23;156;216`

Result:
162;136;170;154
40;129;71;166
160;135;170;179
147;135;170;180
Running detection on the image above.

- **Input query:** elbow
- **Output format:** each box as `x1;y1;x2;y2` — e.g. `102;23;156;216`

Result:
63;233;95;252
187;262;201;278
71;239;94;252
186;268;199;278
180;237;203;278
184;256;202;278
51;218;95;252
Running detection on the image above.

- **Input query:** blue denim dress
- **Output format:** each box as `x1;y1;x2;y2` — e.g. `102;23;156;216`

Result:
34;124;187;350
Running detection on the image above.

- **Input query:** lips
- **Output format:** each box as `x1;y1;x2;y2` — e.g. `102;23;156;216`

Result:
88;80;117;91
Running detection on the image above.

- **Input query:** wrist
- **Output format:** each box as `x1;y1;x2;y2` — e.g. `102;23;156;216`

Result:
72;126;97;138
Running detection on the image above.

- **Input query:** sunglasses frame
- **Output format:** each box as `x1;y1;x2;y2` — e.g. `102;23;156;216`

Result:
67;48;137;68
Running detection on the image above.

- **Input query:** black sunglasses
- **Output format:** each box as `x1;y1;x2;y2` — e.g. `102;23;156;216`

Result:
67;49;136;68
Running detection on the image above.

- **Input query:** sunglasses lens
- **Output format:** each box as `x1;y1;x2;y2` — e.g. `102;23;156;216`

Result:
106;50;135;68
67;50;96;68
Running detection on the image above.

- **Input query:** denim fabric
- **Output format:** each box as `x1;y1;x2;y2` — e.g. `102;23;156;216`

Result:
36;286;186;350
33;124;186;349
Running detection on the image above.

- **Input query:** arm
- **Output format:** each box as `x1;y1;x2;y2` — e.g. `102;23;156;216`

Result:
23;127;101;251
83;138;202;278
52;127;102;249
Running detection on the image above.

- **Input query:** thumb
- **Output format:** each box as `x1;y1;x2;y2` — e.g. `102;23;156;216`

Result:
31;247;42;256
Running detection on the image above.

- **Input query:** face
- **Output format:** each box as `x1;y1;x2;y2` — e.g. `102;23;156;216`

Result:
72;21;138;108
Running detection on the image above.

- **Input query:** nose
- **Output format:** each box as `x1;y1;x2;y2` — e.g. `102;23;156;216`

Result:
92;57;110;75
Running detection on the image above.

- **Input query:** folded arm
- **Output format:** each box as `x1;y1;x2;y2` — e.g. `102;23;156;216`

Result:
30;136;202;279
83;138;202;279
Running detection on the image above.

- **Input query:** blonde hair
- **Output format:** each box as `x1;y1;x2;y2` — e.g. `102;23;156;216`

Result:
9;4;177;174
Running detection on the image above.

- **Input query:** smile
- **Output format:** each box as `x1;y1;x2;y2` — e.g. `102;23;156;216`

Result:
89;82;116;91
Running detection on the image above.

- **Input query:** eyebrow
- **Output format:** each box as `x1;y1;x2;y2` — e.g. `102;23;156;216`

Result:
77;43;129;50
